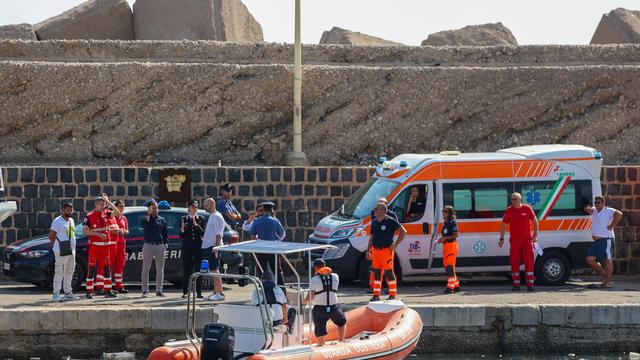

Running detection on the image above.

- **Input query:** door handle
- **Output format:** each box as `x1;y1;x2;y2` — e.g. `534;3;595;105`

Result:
422;223;430;234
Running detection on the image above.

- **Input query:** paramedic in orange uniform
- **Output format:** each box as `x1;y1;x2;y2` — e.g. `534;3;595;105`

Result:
437;206;459;294
500;192;538;292
367;203;406;301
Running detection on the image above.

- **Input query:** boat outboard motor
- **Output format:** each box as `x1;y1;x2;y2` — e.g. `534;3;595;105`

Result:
201;324;235;360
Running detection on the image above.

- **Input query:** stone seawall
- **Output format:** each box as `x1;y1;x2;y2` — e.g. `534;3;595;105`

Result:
1;166;639;274
1;304;639;358
1;41;640;166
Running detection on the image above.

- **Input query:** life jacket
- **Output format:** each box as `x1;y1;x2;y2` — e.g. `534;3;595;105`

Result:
262;281;283;306
314;267;337;307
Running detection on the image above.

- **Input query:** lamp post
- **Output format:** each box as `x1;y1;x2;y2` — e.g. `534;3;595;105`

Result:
287;0;309;165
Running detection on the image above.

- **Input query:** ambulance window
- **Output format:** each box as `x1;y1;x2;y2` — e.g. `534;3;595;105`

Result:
389;185;428;223
443;182;512;219
517;180;592;216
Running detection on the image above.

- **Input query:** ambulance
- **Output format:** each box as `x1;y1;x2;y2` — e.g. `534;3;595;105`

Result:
309;145;602;285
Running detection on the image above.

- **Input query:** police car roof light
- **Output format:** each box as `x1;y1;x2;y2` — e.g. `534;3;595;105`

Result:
158;200;172;209
399;160;408;168
377;157;387;164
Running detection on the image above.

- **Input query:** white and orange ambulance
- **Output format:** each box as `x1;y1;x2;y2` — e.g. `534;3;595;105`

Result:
309;145;602;285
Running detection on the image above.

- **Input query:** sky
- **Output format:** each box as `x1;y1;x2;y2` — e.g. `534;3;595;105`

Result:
0;0;638;45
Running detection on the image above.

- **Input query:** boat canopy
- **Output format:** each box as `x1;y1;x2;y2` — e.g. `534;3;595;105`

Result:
213;239;335;255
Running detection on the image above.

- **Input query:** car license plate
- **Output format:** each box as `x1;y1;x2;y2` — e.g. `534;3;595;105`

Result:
3;262;9;271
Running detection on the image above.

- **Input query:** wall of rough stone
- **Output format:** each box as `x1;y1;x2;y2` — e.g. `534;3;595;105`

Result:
1;41;640;166
1;166;638;274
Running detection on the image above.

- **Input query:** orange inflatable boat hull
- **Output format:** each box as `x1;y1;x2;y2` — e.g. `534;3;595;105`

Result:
148;304;423;360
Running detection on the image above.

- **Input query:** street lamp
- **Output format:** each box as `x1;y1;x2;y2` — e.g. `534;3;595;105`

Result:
287;0;309;165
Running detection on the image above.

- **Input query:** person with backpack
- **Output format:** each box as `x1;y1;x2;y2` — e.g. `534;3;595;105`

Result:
251;269;288;327
307;259;347;346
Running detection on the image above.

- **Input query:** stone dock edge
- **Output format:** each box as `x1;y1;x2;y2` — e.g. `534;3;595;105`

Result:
0;304;639;358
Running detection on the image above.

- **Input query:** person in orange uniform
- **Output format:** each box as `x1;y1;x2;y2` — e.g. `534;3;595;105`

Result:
437;206;459;294
500;192;539;292
367;203;406;301
112;200;129;293
82;197;117;299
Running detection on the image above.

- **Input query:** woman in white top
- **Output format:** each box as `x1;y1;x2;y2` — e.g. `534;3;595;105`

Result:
49;202;79;302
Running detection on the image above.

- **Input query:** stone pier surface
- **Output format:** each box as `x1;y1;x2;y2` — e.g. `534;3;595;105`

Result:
0;277;638;358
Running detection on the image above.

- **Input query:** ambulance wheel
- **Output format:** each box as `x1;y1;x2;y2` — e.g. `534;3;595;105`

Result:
535;251;571;285
71;263;86;291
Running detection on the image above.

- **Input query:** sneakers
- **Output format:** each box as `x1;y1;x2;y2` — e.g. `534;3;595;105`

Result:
386;295;397;301
51;294;63;302
156;292;166;297
63;293;80;301
85;292;94;299
511;286;521;292
141;292;149;298
444;288;454;294
182;293;187;299
197;294;203;299
369;295;380;302
114;288;129;294
105;291;118;298
95;289;105;296
207;293;225;301
527;286;535;292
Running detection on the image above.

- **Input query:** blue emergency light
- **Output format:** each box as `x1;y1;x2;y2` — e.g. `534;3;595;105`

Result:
377;157;387;164
399;160;408;168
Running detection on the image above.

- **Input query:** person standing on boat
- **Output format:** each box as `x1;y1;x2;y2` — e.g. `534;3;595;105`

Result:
436;206;460;294
251;270;288;327
141;199;169;297
250;201;286;284
499;192;538;292
584;196;623;289
367;203;407;301
49;202;79;302
308;259;347;346
217;183;242;230
180;199;206;298
203;198;226;301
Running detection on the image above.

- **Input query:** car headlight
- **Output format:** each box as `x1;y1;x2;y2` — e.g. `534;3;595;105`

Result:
18;250;49;258
323;243;351;260
331;227;362;238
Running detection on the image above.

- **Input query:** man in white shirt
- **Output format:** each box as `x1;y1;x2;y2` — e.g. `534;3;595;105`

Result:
202;198;226;301
251;270;288;326
307;259;346;346
49;202;79;302
584;196;623;288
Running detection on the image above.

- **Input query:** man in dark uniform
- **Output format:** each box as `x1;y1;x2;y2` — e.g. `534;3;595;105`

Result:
217;183;242;230
437;206;460;294
368;198;398;290
250;201;286;284
367;203;406;301
180;200;206;298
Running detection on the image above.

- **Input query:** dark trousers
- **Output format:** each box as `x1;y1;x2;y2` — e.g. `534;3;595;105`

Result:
256;253;285;285
182;247;203;295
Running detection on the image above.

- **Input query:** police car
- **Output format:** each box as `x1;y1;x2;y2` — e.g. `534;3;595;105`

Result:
2;206;241;290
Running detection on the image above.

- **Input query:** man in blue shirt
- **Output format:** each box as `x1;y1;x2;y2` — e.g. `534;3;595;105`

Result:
250;202;286;284
217;183;242;230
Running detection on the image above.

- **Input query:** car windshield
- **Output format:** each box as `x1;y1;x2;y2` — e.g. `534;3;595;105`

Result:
340;178;400;219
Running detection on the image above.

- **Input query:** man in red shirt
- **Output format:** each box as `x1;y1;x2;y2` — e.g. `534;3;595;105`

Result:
499;192;538;292
82;197;117;298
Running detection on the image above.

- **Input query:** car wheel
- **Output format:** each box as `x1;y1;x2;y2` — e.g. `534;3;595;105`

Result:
72;262;86;291
535;250;571;285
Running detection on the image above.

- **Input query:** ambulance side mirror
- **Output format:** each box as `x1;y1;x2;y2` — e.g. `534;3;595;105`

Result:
422;222;430;234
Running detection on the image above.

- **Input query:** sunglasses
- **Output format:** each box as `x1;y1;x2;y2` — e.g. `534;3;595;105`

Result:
594;201;603;204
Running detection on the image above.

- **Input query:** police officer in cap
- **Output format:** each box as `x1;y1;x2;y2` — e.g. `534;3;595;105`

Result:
217;183;242;230
250;201;286;284
180;199;206;298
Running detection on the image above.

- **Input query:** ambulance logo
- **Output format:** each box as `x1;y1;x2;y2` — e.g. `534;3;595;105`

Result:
408;241;422;255
472;240;487;255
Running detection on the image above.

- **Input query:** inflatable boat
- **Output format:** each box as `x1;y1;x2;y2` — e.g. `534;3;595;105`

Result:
147;240;423;360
